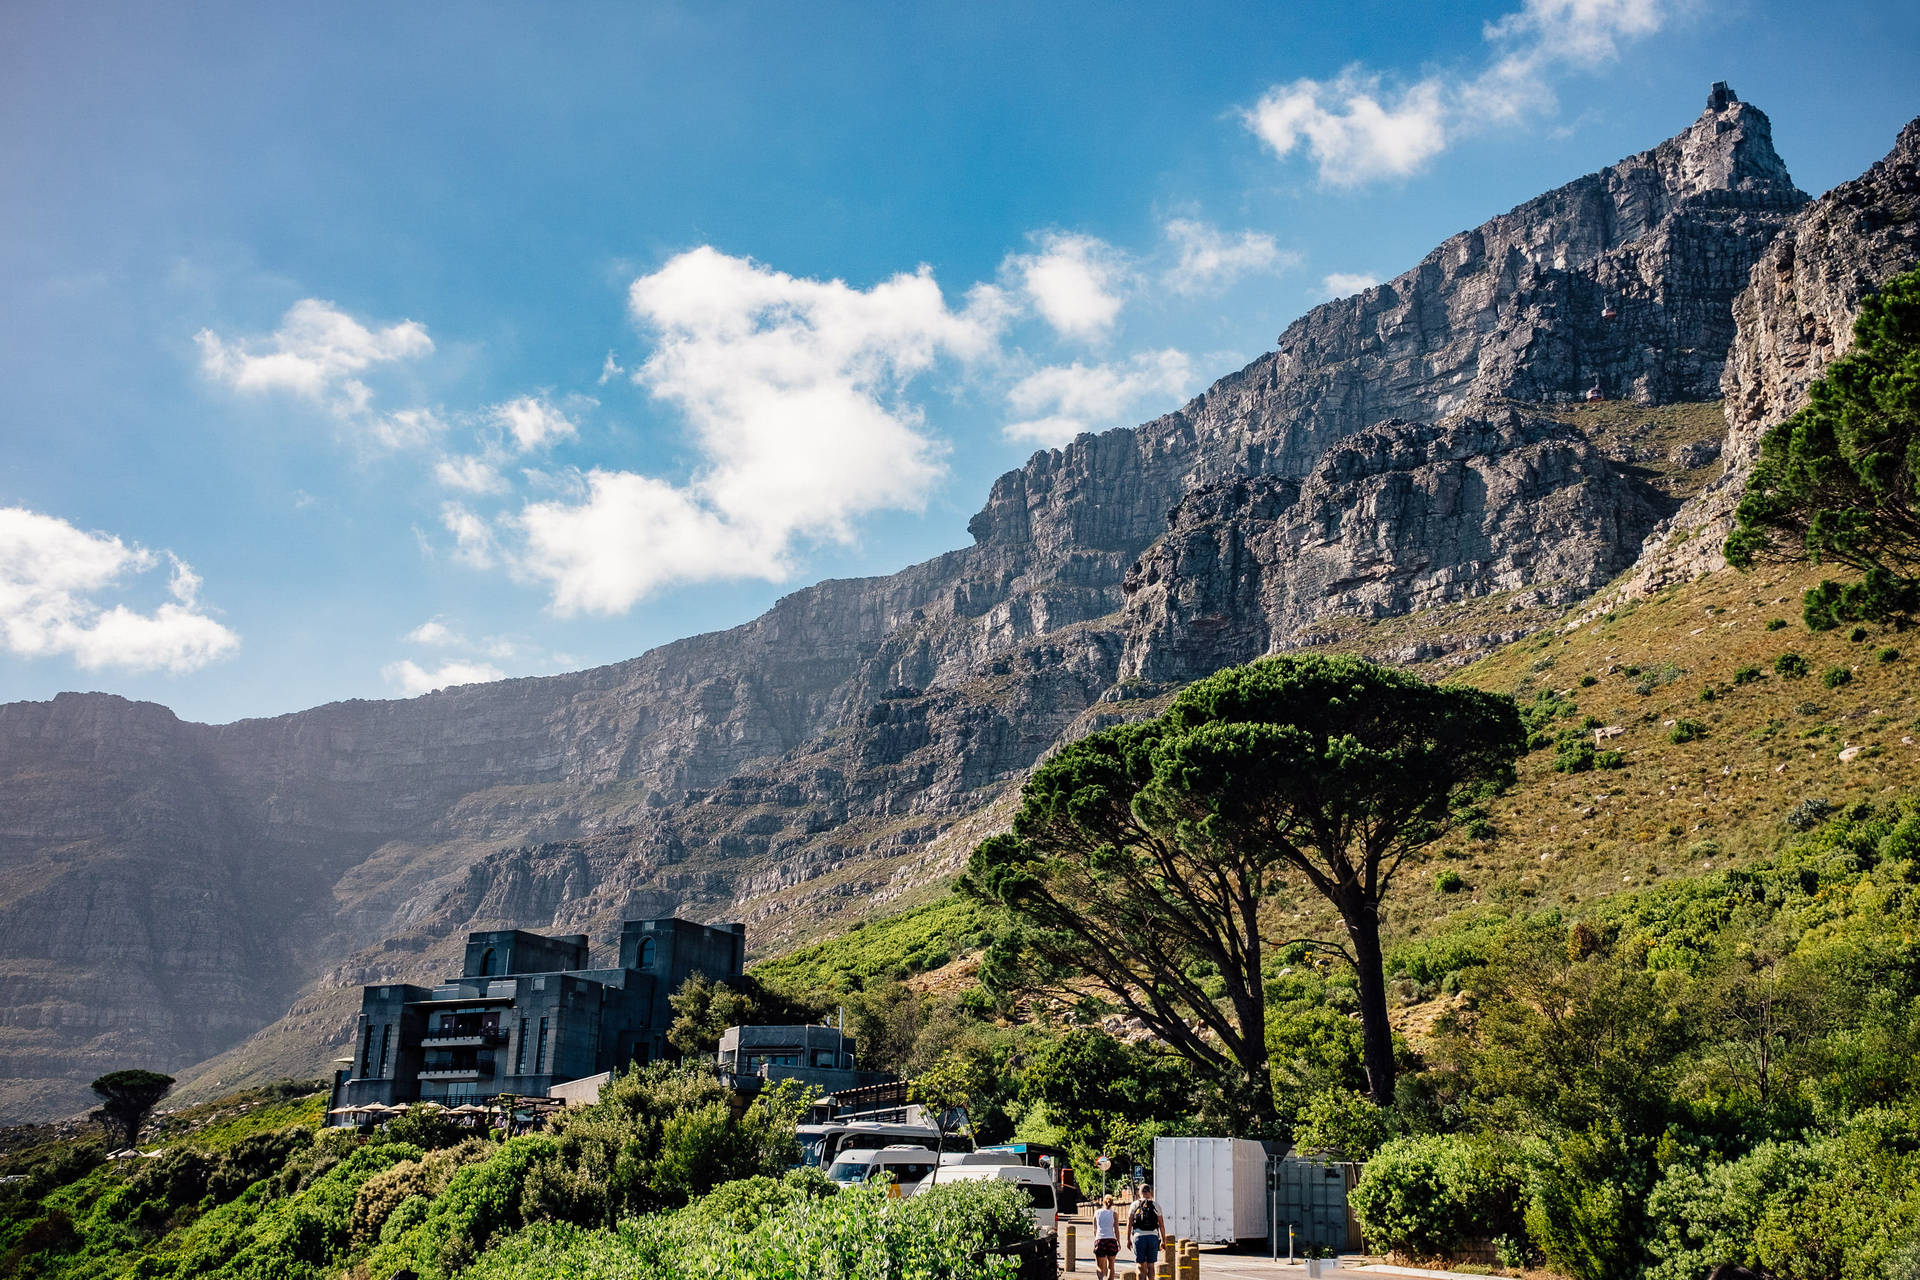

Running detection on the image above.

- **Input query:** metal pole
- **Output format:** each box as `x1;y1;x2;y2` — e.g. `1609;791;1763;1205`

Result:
1270;1171;1279;1261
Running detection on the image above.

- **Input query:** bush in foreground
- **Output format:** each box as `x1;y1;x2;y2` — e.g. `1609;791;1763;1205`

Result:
463;1178;1036;1280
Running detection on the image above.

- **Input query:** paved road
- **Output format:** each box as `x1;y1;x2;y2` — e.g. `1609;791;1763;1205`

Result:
1059;1248;1474;1280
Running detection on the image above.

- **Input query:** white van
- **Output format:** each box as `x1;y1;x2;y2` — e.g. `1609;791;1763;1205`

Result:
913;1164;1058;1234
799;1121;944;1168
825;1144;943;1194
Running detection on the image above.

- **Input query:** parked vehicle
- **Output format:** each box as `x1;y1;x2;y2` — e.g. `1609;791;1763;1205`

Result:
915;1164;1058;1234
824;1144;943;1193
799;1121;945;1168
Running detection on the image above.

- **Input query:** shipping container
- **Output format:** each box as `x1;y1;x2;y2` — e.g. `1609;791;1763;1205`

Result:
1151;1136;1270;1244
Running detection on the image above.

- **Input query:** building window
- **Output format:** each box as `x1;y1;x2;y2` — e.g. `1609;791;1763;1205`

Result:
514;1022;527;1075
480;947;496;976
535;1018;549;1074
378;1025;392;1076
638;937;656;967
361;1023;375;1077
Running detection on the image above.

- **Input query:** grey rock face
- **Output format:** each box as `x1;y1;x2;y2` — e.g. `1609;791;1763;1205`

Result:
0;93;1847;1120
1615;115;1920;598
1118;409;1657;684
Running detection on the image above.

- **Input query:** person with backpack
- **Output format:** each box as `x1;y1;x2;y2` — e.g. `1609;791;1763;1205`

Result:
1126;1184;1163;1271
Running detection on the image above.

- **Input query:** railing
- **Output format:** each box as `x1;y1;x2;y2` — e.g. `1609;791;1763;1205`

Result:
417;1068;482;1082
420;1033;505;1048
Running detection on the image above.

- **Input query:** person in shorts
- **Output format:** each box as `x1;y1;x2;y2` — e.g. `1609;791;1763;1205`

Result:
1128;1185;1163;1271
1093;1194;1121;1278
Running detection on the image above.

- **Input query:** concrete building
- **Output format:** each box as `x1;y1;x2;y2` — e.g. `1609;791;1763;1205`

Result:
717;1023;895;1096
330;917;744;1117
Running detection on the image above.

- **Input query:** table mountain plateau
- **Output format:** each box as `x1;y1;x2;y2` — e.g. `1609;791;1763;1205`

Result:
3;88;1916;1122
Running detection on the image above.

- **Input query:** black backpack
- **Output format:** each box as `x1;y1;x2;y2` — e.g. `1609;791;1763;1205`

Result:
1134;1200;1159;1233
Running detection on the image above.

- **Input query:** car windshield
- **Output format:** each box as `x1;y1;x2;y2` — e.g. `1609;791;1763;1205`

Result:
826;1162;869;1183
1022;1184;1056;1209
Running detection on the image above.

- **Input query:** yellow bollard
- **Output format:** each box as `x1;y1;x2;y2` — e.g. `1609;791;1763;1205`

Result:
1066;1224;1078;1271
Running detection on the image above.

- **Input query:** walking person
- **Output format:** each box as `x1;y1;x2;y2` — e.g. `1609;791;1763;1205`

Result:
1092;1195;1121;1280
1127;1184;1163;1274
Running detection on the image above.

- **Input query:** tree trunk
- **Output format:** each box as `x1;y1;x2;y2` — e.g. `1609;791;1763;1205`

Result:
1237;1044;1280;1132
1346;902;1397;1106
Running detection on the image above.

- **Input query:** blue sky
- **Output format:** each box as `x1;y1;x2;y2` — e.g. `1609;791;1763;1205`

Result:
2;1;1916;724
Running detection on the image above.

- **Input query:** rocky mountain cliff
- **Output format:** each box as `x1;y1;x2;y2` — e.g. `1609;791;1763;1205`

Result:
3;89;1915;1122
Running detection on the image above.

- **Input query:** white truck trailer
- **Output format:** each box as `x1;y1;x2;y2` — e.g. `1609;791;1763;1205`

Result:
1152;1136;1270;1245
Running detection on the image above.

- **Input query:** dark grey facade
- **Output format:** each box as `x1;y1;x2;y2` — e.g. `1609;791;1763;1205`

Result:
717;1023;895;1096
331;917;744;1116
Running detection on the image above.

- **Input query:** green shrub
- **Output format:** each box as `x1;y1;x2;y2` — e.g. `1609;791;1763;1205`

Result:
1767;618;1789;631
1293;1089;1392;1162
1352;1136;1525;1259
1646;1113;1920;1280
1775;653;1810;678
1596;750;1625;769
1435;869;1466;895
1554;736;1597;773
424;1136;557;1274
1879;647;1901;663
462;1179;1036;1280
206;1127;312;1205
1579;674;1598;687
1823;665;1854;688
1668;719;1704;744
1732;666;1762;684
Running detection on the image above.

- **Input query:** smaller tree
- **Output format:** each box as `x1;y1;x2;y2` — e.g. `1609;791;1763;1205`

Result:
910;1051;993;1184
90;1069;174;1148
666;973;823;1057
1726;267;1920;629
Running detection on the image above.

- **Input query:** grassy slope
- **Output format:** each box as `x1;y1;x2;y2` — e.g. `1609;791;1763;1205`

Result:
749;560;1920;1005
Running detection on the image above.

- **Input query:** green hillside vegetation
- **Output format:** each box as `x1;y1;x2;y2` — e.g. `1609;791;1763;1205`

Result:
748;894;990;995
0;1067;1038;1279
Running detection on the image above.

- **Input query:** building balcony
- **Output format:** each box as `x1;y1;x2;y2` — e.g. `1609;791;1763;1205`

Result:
417;1069;483;1082
420;1033;505;1048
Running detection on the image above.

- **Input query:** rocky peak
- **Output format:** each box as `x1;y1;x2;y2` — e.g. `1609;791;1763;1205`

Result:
1613;110;1920;598
1662;84;1799;200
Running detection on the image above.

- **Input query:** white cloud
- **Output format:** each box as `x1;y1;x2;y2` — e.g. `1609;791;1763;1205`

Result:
598;351;625;385
434;454;508;495
0;507;238;673
1321;272;1382;299
512;246;1003;614
404;618;462;646
371;407;447;450
1003;349;1195;447
1162;219;1299;295
1004;232;1131;342
493;396;577;453
381;658;506;696
442;503;497;569
1246;72;1449;187
1244;0;1668;185
195;298;432;411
